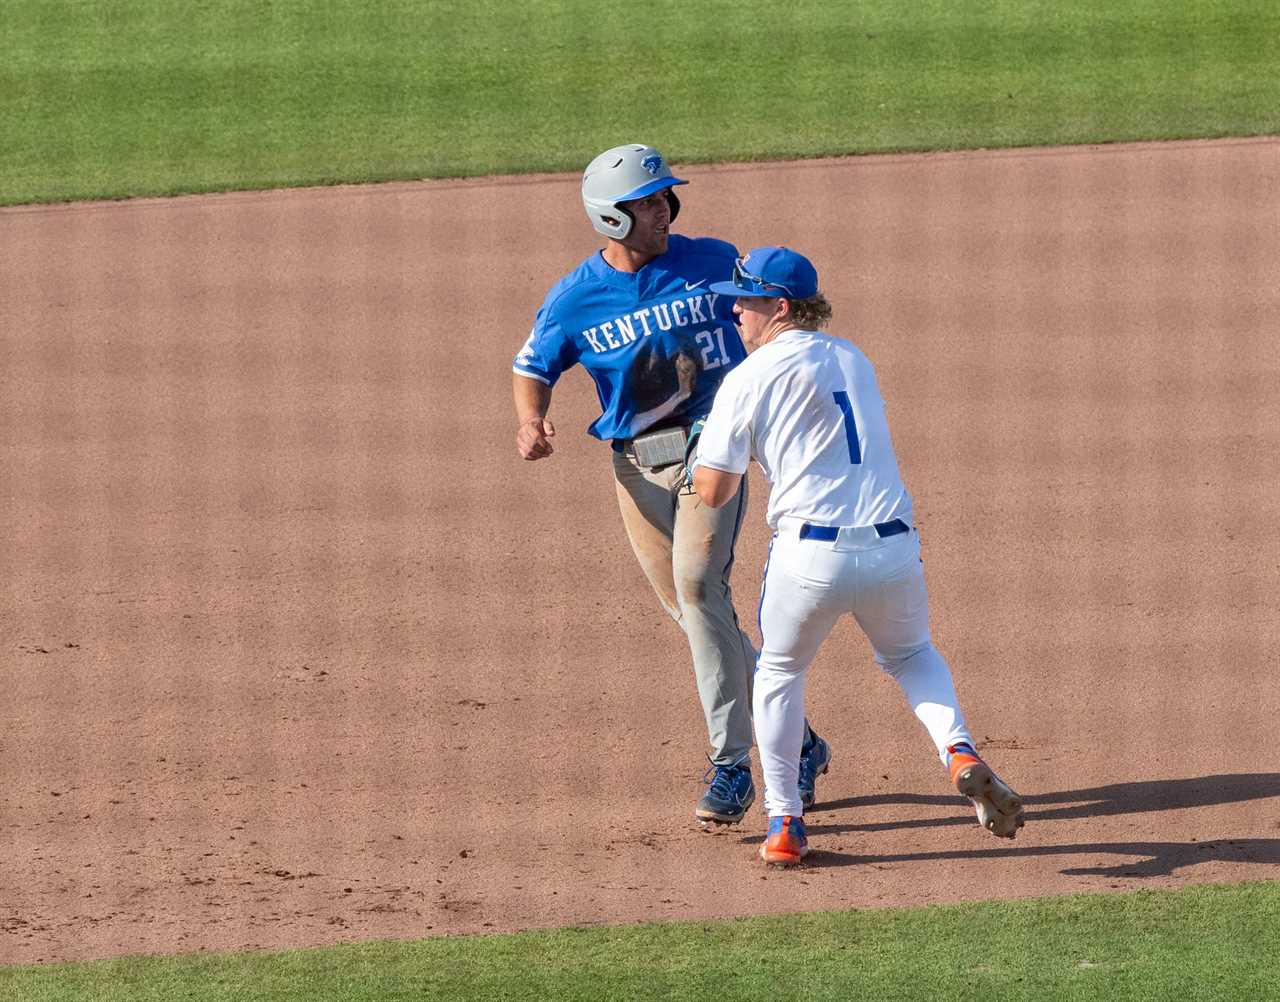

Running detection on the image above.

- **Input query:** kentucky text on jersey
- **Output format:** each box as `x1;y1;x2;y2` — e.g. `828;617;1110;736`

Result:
579;293;722;353
513;235;748;442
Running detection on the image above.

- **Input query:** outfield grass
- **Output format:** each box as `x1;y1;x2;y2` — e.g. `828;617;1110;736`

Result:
1;0;1278;205
3;882;1278;1001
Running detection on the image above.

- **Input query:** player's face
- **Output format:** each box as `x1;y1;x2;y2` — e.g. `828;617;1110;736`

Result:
733;295;781;350
618;190;672;257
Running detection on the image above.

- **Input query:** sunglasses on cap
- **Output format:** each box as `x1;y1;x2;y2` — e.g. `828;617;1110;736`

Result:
732;257;796;298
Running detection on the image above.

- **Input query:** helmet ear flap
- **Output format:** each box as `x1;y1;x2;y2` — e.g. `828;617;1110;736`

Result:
666;188;681;224
583;197;633;239
614;204;636;239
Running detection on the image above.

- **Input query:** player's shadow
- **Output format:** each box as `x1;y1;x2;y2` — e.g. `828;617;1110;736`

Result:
776;772;1280;876
815;772;1280;833
798;838;1280;876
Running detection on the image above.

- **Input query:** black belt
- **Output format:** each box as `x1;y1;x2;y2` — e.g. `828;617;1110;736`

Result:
799;518;909;541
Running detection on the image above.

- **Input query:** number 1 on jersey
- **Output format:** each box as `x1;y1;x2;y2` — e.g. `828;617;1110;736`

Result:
833;390;862;464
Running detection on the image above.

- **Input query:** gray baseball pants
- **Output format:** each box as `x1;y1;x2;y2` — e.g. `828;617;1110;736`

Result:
612;450;757;766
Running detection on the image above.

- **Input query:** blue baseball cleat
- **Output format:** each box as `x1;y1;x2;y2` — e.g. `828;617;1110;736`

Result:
798;730;832;809
696;757;756;826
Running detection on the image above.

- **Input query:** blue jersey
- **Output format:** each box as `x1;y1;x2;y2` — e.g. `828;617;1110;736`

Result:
513;234;747;442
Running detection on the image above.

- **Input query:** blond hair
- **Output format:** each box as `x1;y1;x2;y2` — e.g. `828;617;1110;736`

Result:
787;292;833;330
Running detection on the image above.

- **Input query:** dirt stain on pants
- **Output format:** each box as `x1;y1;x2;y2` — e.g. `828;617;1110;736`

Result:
612;450;756;765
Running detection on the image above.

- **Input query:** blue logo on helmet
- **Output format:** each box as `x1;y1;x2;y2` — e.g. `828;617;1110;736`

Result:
641;154;664;176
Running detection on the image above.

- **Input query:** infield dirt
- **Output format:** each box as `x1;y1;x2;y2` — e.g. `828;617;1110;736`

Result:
2;138;1278;964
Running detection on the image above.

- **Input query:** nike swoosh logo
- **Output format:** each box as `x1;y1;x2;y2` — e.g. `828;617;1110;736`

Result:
684;279;706;291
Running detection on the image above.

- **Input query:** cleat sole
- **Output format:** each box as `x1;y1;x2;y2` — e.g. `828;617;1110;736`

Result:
954;761;1025;839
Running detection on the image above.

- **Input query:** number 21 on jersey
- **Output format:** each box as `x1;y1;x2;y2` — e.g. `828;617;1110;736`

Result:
695;328;731;370
833;390;862;464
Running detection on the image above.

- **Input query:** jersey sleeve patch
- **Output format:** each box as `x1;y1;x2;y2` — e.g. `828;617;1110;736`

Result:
512;298;577;386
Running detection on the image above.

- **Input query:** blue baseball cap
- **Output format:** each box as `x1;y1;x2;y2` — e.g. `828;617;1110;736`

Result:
709;246;819;299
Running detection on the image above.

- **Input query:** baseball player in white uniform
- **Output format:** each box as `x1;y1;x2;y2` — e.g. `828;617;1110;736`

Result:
692;246;1026;866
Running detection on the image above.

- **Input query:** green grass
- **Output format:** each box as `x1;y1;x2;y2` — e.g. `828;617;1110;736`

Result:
4;882;1279;1001
1;0;1278;205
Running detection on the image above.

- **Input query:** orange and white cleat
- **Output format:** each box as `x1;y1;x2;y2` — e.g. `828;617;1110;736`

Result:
947;743;1025;839
759;815;810;866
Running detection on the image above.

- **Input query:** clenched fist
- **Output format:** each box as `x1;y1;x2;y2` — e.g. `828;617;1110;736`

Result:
516;416;556;460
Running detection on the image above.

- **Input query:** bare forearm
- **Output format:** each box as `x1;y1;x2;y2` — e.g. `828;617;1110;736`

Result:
513;374;552;423
693;466;742;508
513;374;557;461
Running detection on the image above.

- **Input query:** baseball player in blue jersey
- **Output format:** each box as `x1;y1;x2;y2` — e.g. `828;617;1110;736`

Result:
512;146;831;827
692;246;1026;865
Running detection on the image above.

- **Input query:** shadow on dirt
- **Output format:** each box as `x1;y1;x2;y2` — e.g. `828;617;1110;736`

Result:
768;774;1280;875
816;772;1280;832
798;838;1280;876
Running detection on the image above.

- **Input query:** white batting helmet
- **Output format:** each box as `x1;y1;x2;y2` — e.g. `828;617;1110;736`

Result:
581;144;688;240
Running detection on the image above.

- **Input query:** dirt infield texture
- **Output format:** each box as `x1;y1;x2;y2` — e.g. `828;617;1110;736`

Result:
2;138;1279;965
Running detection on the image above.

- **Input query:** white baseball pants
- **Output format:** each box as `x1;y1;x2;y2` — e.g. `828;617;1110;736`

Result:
754;520;973;818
